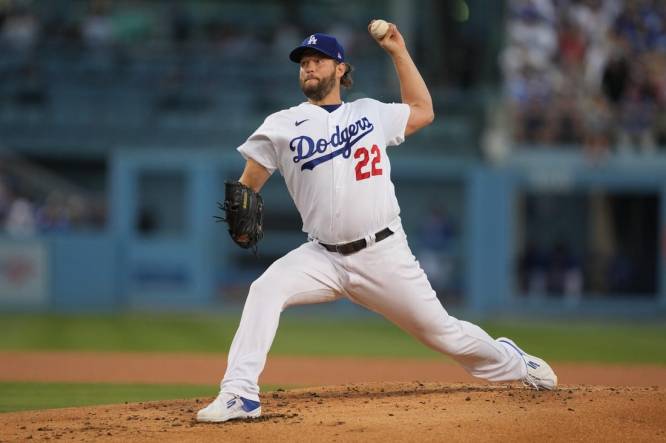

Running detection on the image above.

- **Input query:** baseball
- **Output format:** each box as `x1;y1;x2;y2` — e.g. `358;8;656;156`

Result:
370;19;389;39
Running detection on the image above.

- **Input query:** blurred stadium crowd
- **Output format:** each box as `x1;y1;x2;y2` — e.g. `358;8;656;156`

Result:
503;0;666;157
0;0;379;58
0;0;383;114
0;1;404;163
0;0;663;300
0;161;104;236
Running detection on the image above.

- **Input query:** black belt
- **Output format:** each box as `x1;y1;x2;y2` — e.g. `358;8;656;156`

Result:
320;227;394;255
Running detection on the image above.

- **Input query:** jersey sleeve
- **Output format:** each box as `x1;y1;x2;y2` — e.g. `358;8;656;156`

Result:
236;117;279;174
376;101;411;147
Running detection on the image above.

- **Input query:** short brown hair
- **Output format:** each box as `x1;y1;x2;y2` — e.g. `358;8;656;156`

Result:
339;62;353;89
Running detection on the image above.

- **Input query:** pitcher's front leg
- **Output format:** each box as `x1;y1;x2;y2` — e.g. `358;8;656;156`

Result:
221;243;344;401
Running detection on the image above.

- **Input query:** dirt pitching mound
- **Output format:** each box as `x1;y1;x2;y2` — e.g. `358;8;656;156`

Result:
2;382;664;442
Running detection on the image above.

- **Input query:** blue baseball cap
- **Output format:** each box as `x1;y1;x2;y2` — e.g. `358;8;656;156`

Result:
289;33;345;63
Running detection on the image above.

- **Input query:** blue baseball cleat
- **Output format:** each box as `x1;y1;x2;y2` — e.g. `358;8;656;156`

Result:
498;337;558;390
196;392;261;423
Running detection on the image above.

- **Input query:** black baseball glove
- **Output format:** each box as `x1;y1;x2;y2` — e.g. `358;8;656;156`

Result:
216;181;264;251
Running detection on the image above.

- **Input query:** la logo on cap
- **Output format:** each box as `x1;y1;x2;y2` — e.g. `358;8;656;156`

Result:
307;35;317;45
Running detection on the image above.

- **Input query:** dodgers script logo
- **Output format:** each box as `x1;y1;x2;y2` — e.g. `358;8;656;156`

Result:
290;117;374;170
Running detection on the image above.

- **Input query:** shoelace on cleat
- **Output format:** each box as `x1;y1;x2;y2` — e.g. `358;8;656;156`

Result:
522;373;541;390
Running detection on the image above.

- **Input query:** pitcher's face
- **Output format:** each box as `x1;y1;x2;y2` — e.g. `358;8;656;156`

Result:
299;53;339;101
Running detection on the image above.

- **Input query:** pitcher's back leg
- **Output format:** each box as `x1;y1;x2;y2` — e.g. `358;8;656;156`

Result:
344;229;527;383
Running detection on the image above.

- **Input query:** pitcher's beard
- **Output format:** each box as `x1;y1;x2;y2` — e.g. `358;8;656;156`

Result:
301;71;337;102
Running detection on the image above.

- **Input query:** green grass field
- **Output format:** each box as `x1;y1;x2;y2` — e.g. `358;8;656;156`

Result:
1;313;665;363
0;382;285;413
0;382;213;413
1;313;665;413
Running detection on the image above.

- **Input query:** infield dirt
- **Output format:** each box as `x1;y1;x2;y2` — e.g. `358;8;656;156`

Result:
1;352;665;442
1;382;665;442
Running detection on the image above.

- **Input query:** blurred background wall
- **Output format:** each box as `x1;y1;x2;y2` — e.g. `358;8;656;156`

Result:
0;0;664;316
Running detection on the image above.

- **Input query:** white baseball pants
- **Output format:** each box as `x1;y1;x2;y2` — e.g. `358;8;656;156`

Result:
221;224;526;401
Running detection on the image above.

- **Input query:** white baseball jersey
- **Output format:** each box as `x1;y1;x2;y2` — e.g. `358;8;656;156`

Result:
237;98;410;244
219;98;537;404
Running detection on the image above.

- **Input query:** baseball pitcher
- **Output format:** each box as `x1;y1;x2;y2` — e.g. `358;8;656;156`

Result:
197;21;557;423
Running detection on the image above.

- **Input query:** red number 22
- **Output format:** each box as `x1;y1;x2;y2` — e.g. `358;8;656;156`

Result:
354;145;383;181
